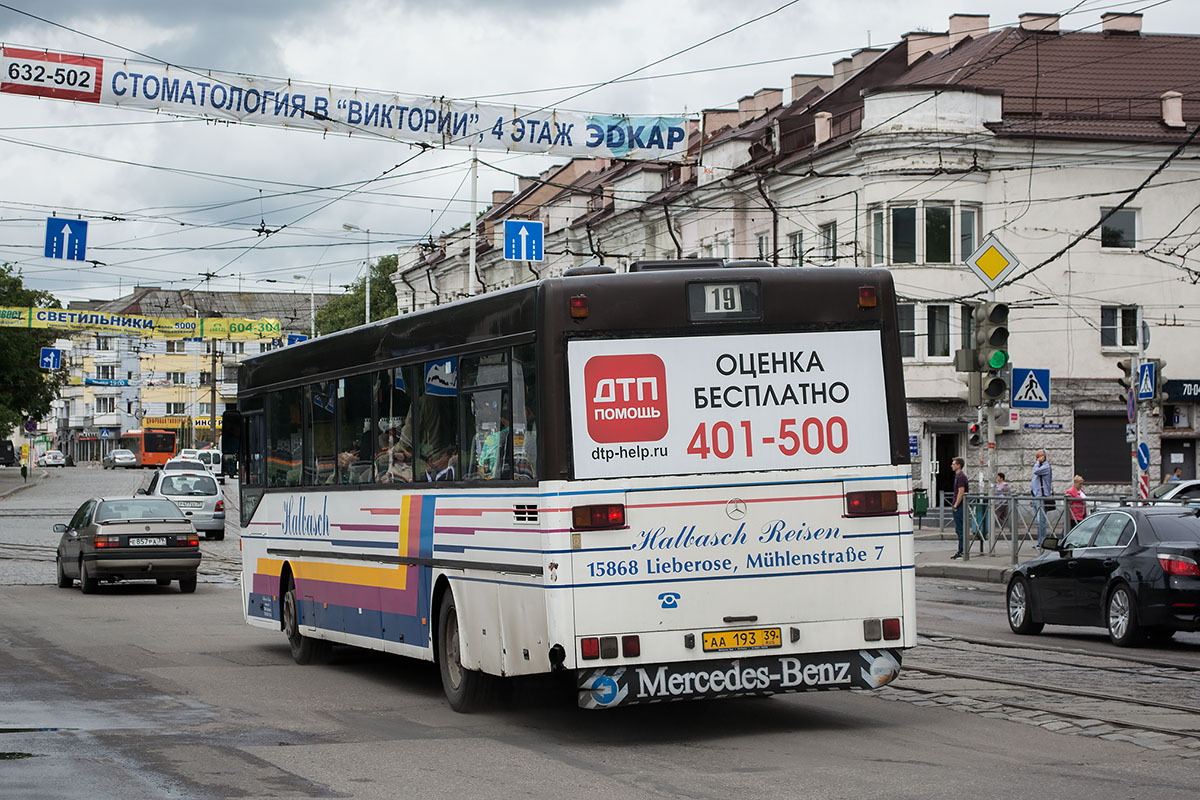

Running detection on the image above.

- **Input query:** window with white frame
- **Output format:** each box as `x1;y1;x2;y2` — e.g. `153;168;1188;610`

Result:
926;304;950;358
789;232;803;267
228;341;245;354
819;222;837;262
167;371;186;384
756;233;770;261
95;336;113;351
166;340;185;354
166;402;187;415
1100;207;1136;249
199;402;213;416
1100;305;1138;348
960;305;975;350
95;396;116;414
96;365;116;381
869;202;982;265
897;303;916;358
199;371;213;385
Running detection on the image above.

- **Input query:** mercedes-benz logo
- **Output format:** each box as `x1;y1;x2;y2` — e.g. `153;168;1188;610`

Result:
725;498;747;520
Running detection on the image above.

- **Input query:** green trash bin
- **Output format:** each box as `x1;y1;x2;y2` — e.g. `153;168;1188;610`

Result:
913;488;928;516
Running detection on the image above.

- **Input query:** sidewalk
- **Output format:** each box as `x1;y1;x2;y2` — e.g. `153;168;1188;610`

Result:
0;465;43;500
913;523;1032;584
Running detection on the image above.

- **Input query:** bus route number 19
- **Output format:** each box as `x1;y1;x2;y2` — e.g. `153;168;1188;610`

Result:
687;417;848;460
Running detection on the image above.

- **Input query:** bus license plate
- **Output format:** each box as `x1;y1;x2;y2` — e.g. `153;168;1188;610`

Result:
128;537;167;547
702;627;782;652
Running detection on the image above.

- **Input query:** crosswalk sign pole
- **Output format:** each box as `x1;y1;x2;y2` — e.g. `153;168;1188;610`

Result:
1133;306;1145;499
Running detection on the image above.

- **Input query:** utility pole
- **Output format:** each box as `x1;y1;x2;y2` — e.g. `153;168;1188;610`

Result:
1133;306;1145;498
467;151;479;296
209;338;218;447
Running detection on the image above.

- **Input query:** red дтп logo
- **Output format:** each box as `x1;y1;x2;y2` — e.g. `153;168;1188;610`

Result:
584;354;669;443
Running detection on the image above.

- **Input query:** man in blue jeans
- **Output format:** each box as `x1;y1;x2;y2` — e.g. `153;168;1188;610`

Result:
951;457;968;559
1030;449;1053;548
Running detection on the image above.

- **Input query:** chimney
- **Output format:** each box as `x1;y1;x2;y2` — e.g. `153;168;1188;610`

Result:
813;111;832;147
949;14;989;48
790;74;833;104
1019;13;1060;33
491;190;512;207
1162;91;1185;128
702;108;741;135
517;176;536;194
832;57;853;85
851;48;885;78
737;88;782;123
903;31;951;65
1102;12;1142;35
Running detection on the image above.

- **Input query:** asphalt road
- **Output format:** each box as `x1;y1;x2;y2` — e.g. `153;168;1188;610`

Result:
2;468;1199;799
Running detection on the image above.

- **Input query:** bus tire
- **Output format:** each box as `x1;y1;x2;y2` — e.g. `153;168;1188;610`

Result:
437;590;494;713
282;578;331;665
79;559;97;594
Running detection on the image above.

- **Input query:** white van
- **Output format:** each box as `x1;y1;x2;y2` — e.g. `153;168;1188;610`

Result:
193;449;224;484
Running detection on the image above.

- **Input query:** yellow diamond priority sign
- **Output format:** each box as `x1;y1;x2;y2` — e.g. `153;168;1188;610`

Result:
965;235;1021;289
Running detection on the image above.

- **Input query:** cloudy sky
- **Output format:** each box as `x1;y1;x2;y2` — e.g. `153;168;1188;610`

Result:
1;0;1196;305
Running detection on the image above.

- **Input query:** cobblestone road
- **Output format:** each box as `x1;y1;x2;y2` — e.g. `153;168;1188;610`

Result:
0;466;242;586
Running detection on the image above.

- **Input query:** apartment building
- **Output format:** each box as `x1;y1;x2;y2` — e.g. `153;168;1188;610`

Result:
393;10;1200;504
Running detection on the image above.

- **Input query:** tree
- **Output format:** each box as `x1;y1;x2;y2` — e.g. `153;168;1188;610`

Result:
315;254;399;335
0;264;67;434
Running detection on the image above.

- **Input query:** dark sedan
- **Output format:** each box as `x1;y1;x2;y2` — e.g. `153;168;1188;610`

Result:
1006;507;1200;646
55;496;202;594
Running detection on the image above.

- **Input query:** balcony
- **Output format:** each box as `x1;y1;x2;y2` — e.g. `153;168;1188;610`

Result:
68;415;93;429
93;412;122;428
218;382;238;398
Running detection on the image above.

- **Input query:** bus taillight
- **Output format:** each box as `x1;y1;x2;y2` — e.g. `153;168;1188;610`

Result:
572;504;625;530
570;294;589;319
845;490;898;516
580;637;600;660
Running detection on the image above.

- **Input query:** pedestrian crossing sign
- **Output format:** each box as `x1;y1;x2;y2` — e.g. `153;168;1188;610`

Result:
1011;367;1050;409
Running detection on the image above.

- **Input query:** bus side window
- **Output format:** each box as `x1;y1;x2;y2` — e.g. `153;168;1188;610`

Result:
513;343;537;481
338;374;374;485
414;360;459;483
463;388;510;481
376;366;414;484
306;381;337;485
266;388;302;487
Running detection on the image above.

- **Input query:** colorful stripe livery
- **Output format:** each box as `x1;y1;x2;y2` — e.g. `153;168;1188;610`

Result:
247;495;435;647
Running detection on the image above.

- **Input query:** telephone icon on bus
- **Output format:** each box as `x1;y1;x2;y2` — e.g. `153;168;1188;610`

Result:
658;592;680;609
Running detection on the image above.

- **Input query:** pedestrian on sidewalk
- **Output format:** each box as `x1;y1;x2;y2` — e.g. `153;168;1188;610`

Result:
951;457;967;559
1065;475;1088;531
1030;449;1053;548
994;472;1011;528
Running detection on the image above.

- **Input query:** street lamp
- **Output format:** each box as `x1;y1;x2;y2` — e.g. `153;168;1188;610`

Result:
343;223;371;324
293;275;315;337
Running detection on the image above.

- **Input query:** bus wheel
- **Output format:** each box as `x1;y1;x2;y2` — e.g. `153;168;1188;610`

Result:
437;591;494;713
282;579;331;665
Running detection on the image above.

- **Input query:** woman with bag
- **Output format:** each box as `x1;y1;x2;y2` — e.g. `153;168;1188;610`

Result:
1030;449;1053;548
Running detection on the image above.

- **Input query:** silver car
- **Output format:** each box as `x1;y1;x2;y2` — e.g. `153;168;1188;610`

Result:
102;448;137;469
141;470;226;540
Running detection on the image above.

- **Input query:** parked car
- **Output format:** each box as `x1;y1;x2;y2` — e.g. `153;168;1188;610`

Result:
101;448;137;469
140;469;226;540
163;458;207;472
37;450;66;467
54;496;201;593
192;448;224;484
1006;507;1200;646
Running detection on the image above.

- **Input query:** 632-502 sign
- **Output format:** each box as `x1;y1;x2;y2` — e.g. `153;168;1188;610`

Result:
567;330;891;480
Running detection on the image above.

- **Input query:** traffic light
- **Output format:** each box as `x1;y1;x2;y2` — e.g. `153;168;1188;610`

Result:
974;302;1010;402
1117;357;1134;404
968;422;982;446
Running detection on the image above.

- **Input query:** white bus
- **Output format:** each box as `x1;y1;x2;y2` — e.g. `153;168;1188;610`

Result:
234;260;915;711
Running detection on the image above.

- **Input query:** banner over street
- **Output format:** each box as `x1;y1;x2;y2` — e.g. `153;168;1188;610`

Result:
1;45;691;161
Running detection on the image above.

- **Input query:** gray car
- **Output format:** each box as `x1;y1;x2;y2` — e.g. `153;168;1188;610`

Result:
102;448;137;469
141;470;226;540
55;496;201;593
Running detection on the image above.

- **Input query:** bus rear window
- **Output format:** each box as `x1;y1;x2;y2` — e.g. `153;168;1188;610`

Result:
144;433;175;453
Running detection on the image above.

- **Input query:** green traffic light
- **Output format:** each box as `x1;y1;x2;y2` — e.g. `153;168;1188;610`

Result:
988;350;1009;369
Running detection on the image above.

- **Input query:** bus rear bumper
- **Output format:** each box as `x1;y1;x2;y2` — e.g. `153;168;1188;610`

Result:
577;648;902;709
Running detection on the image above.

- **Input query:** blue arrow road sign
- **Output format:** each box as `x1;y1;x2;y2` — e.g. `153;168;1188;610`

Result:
1137;442;1150;471
1138;361;1156;401
39;347;61;370
1011;367;1050;409
504;220;544;262
44;217;88;261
